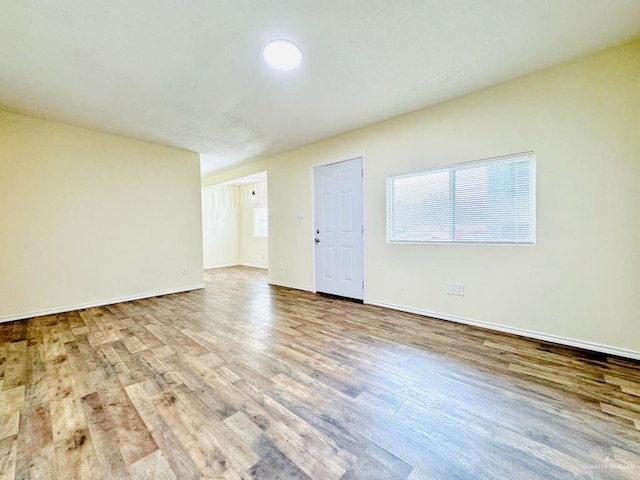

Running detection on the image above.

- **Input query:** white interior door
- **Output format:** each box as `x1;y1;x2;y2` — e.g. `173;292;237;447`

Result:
314;157;364;300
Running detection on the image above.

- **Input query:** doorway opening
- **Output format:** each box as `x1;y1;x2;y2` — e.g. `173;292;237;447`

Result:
202;172;268;271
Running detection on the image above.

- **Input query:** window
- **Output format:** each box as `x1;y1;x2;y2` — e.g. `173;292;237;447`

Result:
253;206;268;237
386;153;535;244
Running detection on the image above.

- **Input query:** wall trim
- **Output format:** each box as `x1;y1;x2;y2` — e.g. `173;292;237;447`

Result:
268;280;314;292
204;263;267;270
204;263;240;270
0;284;206;324
367;300;640;361
241;263;268;270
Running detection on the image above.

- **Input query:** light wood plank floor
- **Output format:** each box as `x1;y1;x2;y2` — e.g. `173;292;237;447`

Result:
1;266;639;479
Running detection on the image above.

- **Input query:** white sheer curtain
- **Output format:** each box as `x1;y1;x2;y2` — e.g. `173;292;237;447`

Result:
202;184;240;268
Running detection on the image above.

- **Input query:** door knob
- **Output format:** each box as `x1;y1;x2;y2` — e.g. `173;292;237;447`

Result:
314;238;320;244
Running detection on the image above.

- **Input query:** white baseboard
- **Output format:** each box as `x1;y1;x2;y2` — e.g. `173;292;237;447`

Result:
204;263;240;269
367;300;640;361
0;284;206;324
268;280;314;292
204;263;267;270
241;263;268;270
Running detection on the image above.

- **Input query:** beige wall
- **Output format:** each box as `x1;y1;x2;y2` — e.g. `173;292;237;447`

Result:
203;40;640;356
0;111;204;320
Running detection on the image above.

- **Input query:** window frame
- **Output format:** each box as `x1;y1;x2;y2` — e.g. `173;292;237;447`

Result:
386;152;536;245
253;205;268;238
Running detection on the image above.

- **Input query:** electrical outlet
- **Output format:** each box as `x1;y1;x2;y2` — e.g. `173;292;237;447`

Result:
455;283;464;296
279;262;284;271
446;283;455;295
182;267;188;275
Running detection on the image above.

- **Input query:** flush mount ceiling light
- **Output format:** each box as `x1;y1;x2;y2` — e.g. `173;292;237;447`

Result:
263;39;302;71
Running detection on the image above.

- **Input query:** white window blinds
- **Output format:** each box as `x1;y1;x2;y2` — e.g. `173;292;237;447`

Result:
386;153;535;244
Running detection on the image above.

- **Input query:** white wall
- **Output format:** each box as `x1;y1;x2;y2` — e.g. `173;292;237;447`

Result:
0;111;204;321
203;40;640;357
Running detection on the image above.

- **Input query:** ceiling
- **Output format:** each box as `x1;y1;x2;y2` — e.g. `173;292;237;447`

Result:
215;171;267;188
2;1;640;176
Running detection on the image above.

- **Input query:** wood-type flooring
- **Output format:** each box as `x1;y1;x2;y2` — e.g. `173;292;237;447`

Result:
1;266;639;479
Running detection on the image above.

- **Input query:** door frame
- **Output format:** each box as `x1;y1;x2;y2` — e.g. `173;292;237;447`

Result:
310;153;367;301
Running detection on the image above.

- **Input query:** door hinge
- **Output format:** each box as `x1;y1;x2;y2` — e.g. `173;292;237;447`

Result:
361;225;364;234
362;280;365;290
361;169;364;178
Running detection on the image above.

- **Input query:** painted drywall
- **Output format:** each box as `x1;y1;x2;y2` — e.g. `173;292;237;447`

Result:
203;39;640;356
0;111;204;320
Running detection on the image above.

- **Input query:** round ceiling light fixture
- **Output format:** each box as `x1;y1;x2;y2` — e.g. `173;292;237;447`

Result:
263;39;302;71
